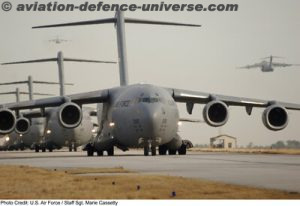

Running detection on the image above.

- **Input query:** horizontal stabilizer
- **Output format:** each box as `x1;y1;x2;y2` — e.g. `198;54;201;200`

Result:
125;18;201;27
0;91;54;96
0;81;27;85
2;58;116;65
261;56;283;60
33;18;116;29
1;58;57;65
0;80;73;86
33;81;73;86
64;58;116;64
32;17;200;29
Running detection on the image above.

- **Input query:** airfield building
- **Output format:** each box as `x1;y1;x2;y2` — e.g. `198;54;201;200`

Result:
210;135;237;149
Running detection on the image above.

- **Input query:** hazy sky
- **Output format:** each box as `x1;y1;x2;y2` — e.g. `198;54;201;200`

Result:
1;0;300;146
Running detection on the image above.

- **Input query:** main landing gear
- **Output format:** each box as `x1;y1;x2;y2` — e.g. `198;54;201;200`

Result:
86;143;114;157
157;143;187;156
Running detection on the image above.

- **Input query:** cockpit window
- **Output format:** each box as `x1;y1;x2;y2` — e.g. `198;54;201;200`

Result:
138;97;160;103
115;97;167;108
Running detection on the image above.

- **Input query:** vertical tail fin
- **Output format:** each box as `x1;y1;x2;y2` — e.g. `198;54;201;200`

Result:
32;11;200;86
1;52;116;96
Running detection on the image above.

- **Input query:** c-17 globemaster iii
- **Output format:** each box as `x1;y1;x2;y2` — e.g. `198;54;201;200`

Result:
0;87;54;150
238;55;300;72
1;11;300;157
1;52;116;152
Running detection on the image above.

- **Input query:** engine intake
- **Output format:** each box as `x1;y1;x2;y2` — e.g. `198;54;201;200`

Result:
203;100;229;127
58;102;82;128
262;105;288;131
15;117;30;134
0;109;16;134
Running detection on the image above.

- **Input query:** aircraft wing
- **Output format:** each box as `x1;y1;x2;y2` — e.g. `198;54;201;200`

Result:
238;63;262;69
179;118;204;123
22;107;98;119
170;88;300;113
272;63;300;68
1;89;109;111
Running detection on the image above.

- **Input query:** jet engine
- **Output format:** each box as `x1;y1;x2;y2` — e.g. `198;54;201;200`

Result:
58;102;82;129
203;100;229;127
15;117;30;134
0;109;16;134
262;105;288;131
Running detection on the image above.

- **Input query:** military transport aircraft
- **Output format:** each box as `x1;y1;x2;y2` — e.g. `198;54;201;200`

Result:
0;87;53;150
0;77;67;150
238;55;300;72
49;36;69;44
1;11;300;157
1;52;116;152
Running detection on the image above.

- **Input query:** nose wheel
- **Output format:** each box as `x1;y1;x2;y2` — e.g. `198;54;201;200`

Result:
143;140;157;156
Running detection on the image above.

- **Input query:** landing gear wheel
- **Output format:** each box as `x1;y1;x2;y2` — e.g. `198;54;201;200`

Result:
87;149;94;156
107;147;114;156
68;144;72;152
97;151;103;156
151;146;156;156
144;145;149;156
178;144;187;155
168;149;177;155
74;144;77;152
158;145;167;155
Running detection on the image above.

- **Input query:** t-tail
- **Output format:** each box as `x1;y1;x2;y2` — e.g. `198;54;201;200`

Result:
0;75;69;100
261;55;283;68
0;88;54;102
2;51;116;96
32;11;201;86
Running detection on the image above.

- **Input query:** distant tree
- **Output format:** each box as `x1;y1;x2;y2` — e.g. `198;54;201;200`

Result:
286;140;300;149
271;141;286;149
247;142;253;148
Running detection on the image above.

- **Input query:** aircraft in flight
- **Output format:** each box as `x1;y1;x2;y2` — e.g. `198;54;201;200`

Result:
1;11;300;157
49;36;69;44
1;52;116;152
238;55;300;72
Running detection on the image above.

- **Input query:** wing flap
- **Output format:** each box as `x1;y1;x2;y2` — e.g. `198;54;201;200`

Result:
170;88;300;111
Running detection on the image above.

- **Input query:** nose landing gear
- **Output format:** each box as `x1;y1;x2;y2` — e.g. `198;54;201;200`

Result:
142;139;158;156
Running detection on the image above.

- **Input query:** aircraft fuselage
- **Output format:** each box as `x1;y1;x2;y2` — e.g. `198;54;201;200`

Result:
96;84;180;150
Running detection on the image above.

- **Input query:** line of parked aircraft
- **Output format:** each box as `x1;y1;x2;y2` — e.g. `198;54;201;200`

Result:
1;11;299;156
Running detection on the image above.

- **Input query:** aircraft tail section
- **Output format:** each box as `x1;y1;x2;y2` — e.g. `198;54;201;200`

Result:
33;11;200;86
1;52;116;96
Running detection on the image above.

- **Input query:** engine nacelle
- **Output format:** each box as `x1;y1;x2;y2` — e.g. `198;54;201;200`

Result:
58;102;82;129
262;105;288;131
15;117;30;134
0;109;16;134
203;100;229;127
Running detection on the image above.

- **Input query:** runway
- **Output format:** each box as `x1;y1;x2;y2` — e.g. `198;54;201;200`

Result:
0;150;299;192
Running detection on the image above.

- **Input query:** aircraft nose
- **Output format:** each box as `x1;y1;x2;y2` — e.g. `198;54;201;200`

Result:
139;104;165;139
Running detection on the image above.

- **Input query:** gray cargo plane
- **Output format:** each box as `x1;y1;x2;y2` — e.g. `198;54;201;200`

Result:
1;52;116;152
239;55;300;72
1;11;300;156
0;77;69;150
49;36;69;44
0;87;53;150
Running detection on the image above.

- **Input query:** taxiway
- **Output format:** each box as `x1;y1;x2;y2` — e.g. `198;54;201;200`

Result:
0;150;299;192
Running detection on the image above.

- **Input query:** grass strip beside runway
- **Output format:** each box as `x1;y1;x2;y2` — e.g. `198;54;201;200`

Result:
0;165;299;199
